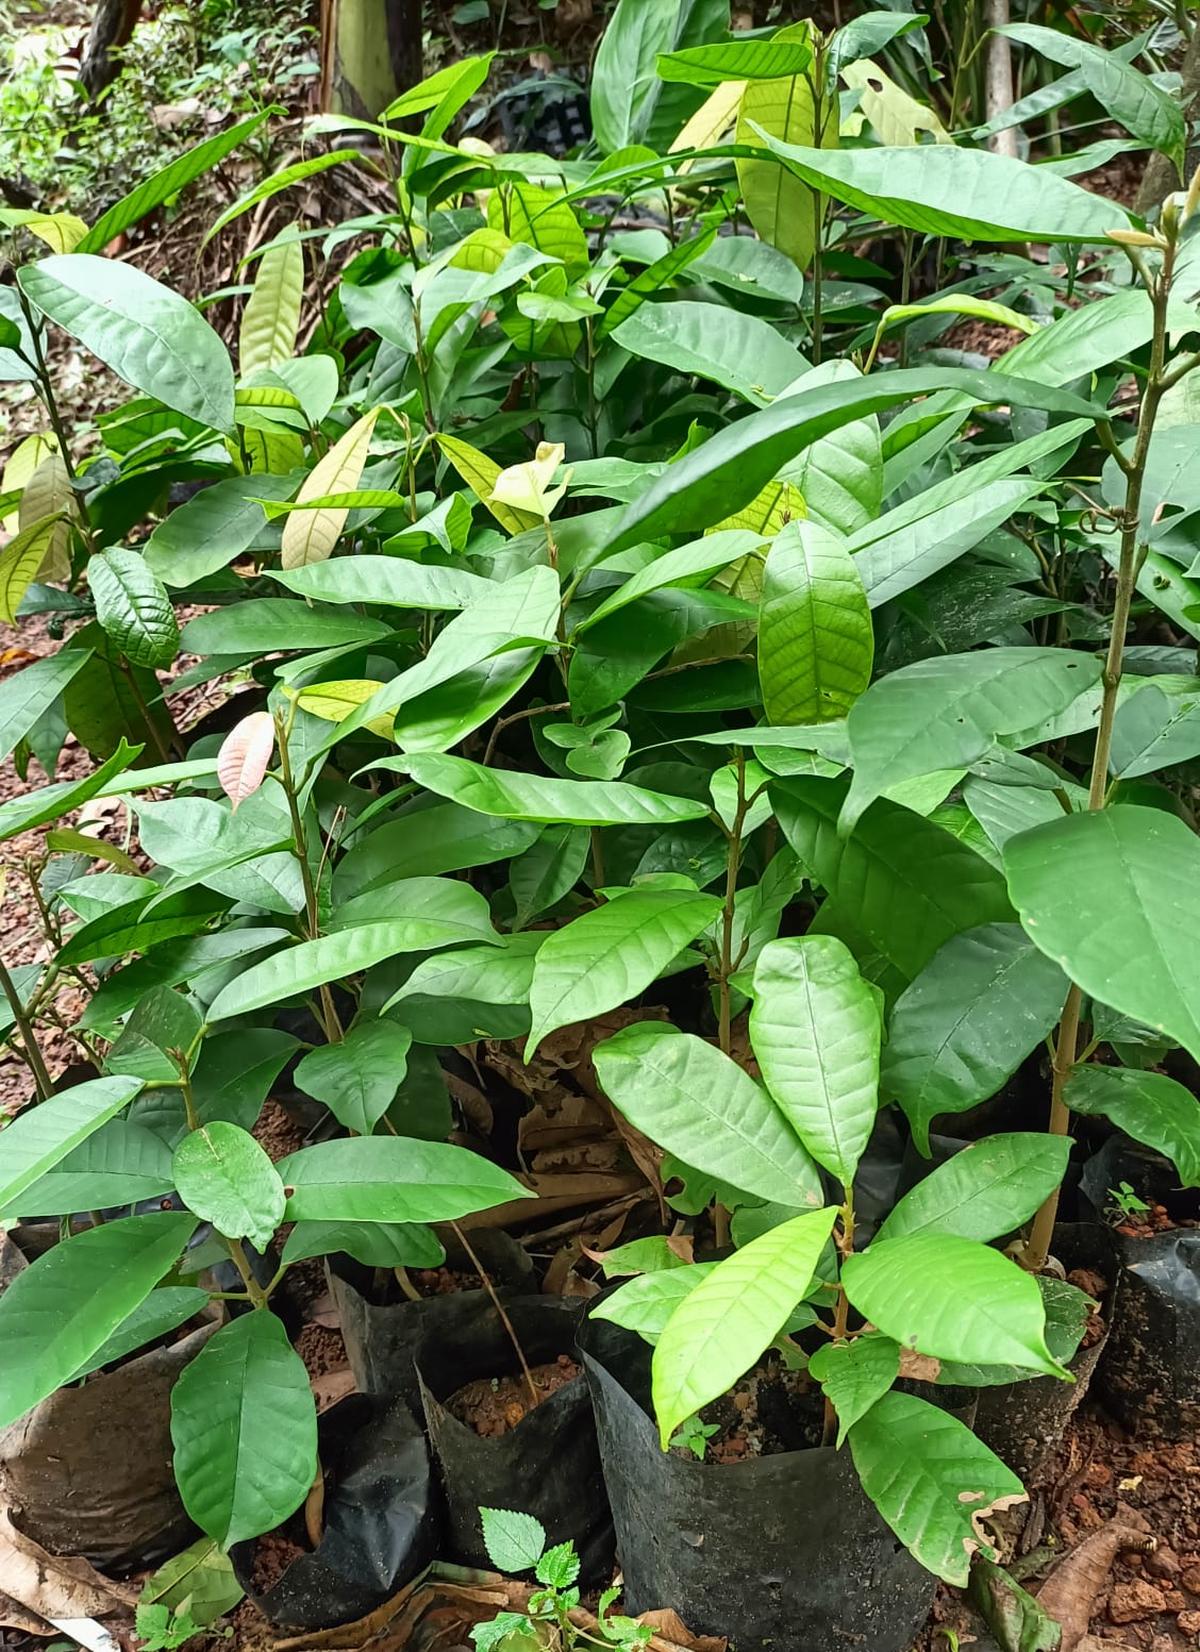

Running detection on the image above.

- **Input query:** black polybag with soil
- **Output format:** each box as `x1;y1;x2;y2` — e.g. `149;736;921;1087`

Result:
328;1230;535;1409
1080;1136;1200;1440
231;1392;439;1629
578;1312;934;1652
414;1295;614;1583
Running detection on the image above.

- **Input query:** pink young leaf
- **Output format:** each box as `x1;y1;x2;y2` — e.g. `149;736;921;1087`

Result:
217;711;276;810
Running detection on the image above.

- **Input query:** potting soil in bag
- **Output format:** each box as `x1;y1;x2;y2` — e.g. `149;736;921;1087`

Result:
579;1313;933;1652
1081;1137;1200;1440
329;1230;536;1408
415;1295;613;1582
231;1392;439;1629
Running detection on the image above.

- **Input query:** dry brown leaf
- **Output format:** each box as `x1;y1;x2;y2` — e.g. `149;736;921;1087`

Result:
0;1507;136;1626
1036;1522;1156;1652
637;1607;728;1652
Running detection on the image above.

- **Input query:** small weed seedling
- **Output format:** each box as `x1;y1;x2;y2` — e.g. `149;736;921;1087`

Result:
474;1509;651;1652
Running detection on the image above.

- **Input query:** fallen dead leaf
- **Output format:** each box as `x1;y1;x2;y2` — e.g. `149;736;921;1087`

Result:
1036;1522;1156;1652
0;1506;136;1627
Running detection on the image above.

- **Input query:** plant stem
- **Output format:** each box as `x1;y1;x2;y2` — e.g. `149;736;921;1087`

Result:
0;956;53;1099
822;1185;856;1444
450;1220;539;1412
1023;232;1180;1273
226;1236;270;1310
276;709;342;1043
716;751;747;1059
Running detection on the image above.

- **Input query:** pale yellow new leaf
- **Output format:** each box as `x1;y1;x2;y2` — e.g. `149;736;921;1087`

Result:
239;227;304;374
19;454;75;582
281;409;380;569
0;516;58;623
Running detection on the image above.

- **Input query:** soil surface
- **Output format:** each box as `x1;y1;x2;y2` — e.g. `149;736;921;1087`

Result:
697;1359;825;1464
447;1354;581;1438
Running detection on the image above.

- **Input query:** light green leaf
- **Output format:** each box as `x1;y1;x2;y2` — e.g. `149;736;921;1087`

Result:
658;39;812;84
612;301;808;406
1005;806;1200;1064
774;776;1015;998
0;739;141;842
406;753;710;828
5;1118;174;1217
293;1021;412;1135
1065;1064;1200;1188
239;226;303;373
144;473;297;588
276;1136;530;1223
205;151;364;243
756;139;1131;244
842;1234;1067;1377
0;1075;143;1213
71;1285;208;1382
88;549;180;668
808;1334;899;1448
281;408;380;569
170;1311;317;1546
881;924;1068;1153
737;22;832;273
172;1123;285;1254
78;109;273;254
281;1219;444;1269
0;516;60;625
480;1508;546;1574
0;648;93;765
18;256;235;432
0;1211;196;1427
997;289;1155;388
758;519;873;725
204;925;416;1021
329;874;500;948
849;1392;1025;1586
749;936;880;1186
841;649;1101;832
591;0;726;153
579;530;762;632
526;889;720;1055
270;556;490;610
592;1264;717;1342
876;1134;1072;1244
1109;683;1200;779
652;1207;837;1446
1003;24;1184;170
593;1021;824;1207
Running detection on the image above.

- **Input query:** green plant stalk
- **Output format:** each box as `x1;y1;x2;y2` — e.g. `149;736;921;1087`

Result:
1023;229;1180;1274
0;954;53;1099
276;709;342;1043
822;1183;855;1444
716;751;747;1058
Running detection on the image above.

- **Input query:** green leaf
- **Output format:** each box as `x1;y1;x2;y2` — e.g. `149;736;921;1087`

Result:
78;109;273;254
591;0;726;153
931;1275;1095;1388
18;256;235;432
510;825;590;927
170;1310;317;1546
143;473;298;589
138;1535;244;1630
1004;805;1200;1064
749;936;880;1186
608;368;1101;554
0;1074;143;1213
0;738;141;842
808;1333;900;1448
756;139;1132;244
71;1285;208;1382
173;1123;285;1254
180;599;391;656
841;649;1102;832
611;301;808;406
781;360;882;538
536;1541;580;1590
881;924;1068;1153
275;1137;530;1223
88;549;180;668
842;1234;1067;1377
658;39;812;84
206;151;364;244
406;753;710;828
736;23;832;274
599;227;716;338
0;648;93;765
1109;684;1200;779
774;776;1015;998
271;556;490;610
481;1508;546;1574
998;289;1156;387
239;226;303;373
293;1021;413;1135
594;1022;824;1207
848;1392;1025;1586
329;874;500;948
0;1211;196;1427
592;1264;718;1342
758;519;872;725
876;1134;1072;1244
652;1207;837;1447
206;924;427;1021
281;1219;444;1269
0;516;60;625
1003;24;1185;169
5;1118;175;1217
526;888;721;1055
577;531;760;633
335;802;538;886
1065;1064;1200;1188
